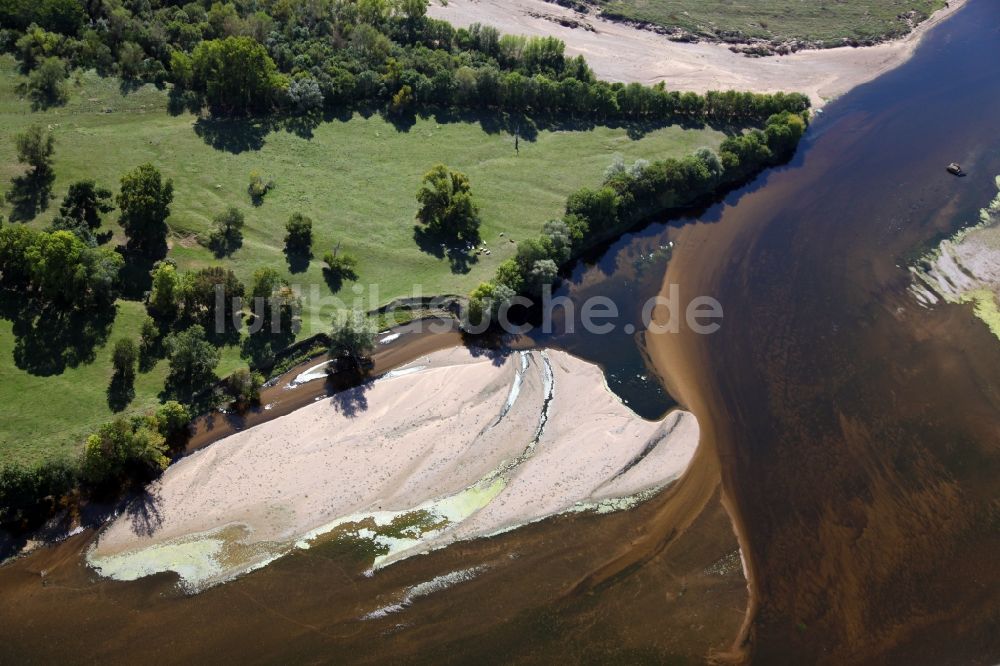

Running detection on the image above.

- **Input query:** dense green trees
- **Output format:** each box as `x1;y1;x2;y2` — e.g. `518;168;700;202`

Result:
228;367;264;413
0;225;123;307
15;124;55;175
82;412;169;485
164;325;221;401
188;37;287;115
2;0;809;126
109;337;138;411
0;460;77;525
49;180;114;246
249;268;299;331
416;164;481;242
59;180;114;231
178;266;246;339
117;164;174;258
111;338;138;378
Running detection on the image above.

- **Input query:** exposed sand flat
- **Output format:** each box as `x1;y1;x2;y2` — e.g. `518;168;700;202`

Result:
428;0;966;107
88;347;699;591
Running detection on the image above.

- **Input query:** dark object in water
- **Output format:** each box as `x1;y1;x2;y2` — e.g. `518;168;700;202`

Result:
947;163;966;176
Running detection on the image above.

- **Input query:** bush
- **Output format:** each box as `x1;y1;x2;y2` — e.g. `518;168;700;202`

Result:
248;170;274;204
227;367;263;413
82;416;169;486
206;205;245;256
323;250;358;278
24;55;67;109
0;460;77;526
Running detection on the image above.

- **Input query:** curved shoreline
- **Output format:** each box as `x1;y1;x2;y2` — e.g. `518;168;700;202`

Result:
429;0;967;108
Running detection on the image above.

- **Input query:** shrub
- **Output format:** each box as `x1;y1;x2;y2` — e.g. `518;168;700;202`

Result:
248;170;274;204
0;460;77;526
206;205;245;256
24;56;67;109
324;250;358;278
227;367;264;413
82;416;169;486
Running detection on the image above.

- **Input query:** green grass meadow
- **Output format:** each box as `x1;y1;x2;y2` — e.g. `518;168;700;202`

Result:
0;54;724;465
597;0;946;44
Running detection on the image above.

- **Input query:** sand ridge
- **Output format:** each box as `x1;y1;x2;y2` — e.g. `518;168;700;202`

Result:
88;347;700;591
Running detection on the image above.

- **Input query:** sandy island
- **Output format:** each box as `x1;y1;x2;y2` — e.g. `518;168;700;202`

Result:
88;347;699;591
428;0;966;108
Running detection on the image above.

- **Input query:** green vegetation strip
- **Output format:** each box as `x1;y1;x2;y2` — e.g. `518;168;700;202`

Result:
595;0;947;47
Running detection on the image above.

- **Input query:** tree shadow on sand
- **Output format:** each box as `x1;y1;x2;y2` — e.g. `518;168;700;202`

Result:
325;367;375;418
126;486;164;538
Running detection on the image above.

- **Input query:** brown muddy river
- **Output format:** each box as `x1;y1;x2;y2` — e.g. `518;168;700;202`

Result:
2;1;1000;663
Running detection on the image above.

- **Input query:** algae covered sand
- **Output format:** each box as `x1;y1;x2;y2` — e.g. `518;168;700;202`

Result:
912;176;1000;338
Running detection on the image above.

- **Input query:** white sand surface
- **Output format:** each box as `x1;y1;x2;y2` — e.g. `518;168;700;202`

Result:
428;0;966;107
88;347;699;591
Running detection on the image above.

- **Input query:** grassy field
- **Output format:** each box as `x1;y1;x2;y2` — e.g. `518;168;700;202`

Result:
0;55;724;466
596;0;947;45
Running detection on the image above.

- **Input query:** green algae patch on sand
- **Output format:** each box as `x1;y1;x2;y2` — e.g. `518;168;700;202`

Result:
960;289;1000;341
87;523;291;592
912;175;1000;342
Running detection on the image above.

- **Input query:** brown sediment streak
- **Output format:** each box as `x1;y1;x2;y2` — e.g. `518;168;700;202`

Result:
565;439;719;596
642;215;764;664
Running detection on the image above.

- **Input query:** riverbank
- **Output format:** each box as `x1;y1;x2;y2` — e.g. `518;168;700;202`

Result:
87;347;700;591
428;0;967;108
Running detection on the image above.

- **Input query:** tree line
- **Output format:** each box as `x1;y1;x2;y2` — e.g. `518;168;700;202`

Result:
470;110;809;317
4;0;809;123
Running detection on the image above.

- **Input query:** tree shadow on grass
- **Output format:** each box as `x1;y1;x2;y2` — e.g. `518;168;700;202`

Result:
412;225;479;275
241;326;296;369
107;370;136;412
284;248;311;274
282;113;323;140
193;116;274;154
6;171;55;222
322;264;359;293
0;295;116;376
207;231;243;258
118;252;159;300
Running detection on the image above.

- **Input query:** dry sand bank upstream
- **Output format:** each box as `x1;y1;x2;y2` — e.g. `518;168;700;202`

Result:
428;0;966;107
88;347;699;591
